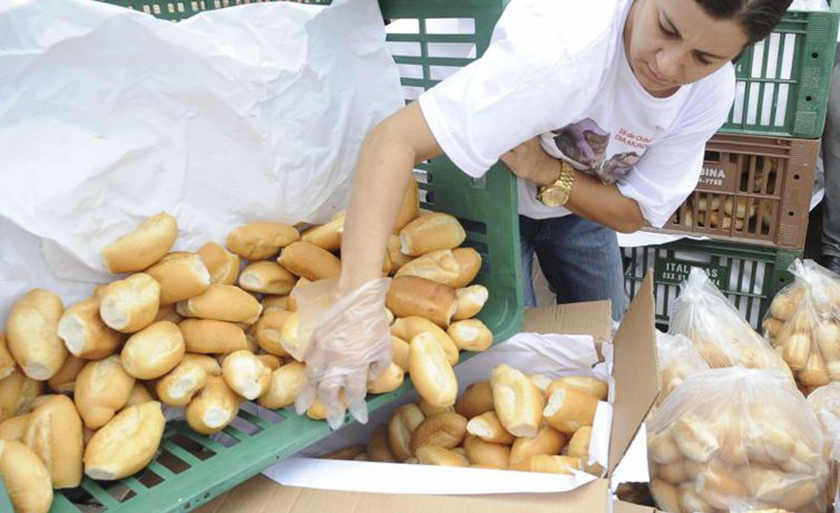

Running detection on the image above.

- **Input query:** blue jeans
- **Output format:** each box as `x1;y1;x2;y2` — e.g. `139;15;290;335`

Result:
520;214;628;321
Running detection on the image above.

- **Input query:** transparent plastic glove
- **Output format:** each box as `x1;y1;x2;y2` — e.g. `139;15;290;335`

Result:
292;277;393;430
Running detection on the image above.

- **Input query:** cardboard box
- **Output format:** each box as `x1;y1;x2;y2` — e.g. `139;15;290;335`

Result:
198;273;660;513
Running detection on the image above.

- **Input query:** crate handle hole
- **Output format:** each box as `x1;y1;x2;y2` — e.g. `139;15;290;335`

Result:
812;52;819;59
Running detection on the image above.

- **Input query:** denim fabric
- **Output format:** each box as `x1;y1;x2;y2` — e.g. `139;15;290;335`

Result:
520;214;628;321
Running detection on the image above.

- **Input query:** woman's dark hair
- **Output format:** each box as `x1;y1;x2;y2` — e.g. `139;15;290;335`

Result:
694;0;794;44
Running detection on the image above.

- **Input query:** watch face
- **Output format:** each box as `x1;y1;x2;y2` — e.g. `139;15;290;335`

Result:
539;187;568;208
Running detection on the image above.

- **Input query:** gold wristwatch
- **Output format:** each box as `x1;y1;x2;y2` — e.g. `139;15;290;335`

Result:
537;159;576;207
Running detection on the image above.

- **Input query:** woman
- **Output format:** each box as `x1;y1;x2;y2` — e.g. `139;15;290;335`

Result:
296;0;793;428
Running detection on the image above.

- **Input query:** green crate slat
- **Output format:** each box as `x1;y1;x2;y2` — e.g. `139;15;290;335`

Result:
20;0;523;511
721;2;840;138
624;239;802;330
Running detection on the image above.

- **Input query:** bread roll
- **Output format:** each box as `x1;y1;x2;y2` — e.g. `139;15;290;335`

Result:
367;424;396;462
388;404;426;462
124;382;155;408
462;434;509;469
121;321;185;380
455;381;495;419
391;336;410;372
650;479;681;513
182;353;222;376
671;415;720;464
395;250;461;286
387;277;458;328
453;285;489;321
677;483;713;513
179;319;249;354
510;454;582;474
275;242;341;282
449;248;482;289
392;317;459;366
367;362;405;394
409;333;458;408
258;361;306;409
7;289;67;380
387;235;413;273
394;175;419;234
239;261;297;296
74;356;136;429
102;212;177;273
176;284;262;324
156;360;208;406
0;414;29;442
43;355;84;395
99;273;161;333
186;376;241;434
0;333;14;380
447;319;493;352
23;395;83;488
254;309;293;357
399;213;466;256
57;298;123;360
409;412;468;453
197;242;241;285
226;222;300;261
279;311;309;361
221;351;271;401
543;384;599;435
84;401;165;480
0;370;42;423
322;444;365;461
0;440;53;513
491;364;543;438
415;446;470;467
547;376;609;401
467;411;515;444
301;212;345;252
145;252;211;305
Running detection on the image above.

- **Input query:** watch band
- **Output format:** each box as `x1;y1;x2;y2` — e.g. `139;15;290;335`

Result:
537;160;576;207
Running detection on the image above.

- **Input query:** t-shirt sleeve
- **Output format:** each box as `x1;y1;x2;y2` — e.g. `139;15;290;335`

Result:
616;66;736;228
418;0;612;178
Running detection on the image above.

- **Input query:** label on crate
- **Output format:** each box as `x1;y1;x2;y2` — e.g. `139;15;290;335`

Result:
655;260;730;289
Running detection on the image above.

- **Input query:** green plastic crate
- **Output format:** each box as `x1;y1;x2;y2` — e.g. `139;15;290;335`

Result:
721;2;840;138
1;1;522;512
623;239;802;330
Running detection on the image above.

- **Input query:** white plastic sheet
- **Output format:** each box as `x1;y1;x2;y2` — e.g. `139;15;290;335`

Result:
0;0;403;322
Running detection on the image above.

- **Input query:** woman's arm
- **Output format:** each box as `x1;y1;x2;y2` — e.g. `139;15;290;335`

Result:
338;101;443;296
501;138;646;233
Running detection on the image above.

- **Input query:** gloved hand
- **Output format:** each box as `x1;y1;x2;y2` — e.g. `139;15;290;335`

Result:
292;277;393;430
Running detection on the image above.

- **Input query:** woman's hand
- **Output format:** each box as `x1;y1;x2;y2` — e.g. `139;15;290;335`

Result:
500;137;561;186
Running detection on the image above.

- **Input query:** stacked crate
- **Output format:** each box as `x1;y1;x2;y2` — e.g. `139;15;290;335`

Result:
625;4;840;328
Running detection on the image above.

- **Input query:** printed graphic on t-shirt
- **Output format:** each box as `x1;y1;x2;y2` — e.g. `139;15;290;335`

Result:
550;118;643;185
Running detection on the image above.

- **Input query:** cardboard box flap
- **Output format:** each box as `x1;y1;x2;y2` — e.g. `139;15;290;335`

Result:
608;271;659;475
525;300;612;342
200;475;614;513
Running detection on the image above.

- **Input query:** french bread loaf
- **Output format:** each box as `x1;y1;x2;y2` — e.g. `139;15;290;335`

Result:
102;212;177;273
7;289;67;380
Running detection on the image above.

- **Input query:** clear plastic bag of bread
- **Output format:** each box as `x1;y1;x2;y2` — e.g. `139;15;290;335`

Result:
669;267;791;379
292;277;393;430
647;367;830;513
762;259;840;391
655;330;709;406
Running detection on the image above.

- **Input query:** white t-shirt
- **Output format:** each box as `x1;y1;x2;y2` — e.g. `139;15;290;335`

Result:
418;0;736;228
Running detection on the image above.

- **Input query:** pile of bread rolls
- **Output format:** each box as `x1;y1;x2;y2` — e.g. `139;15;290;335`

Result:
647;367;829;513
322;364;608;476
0;176;496;513
762;260;840;394
668;268;792;379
